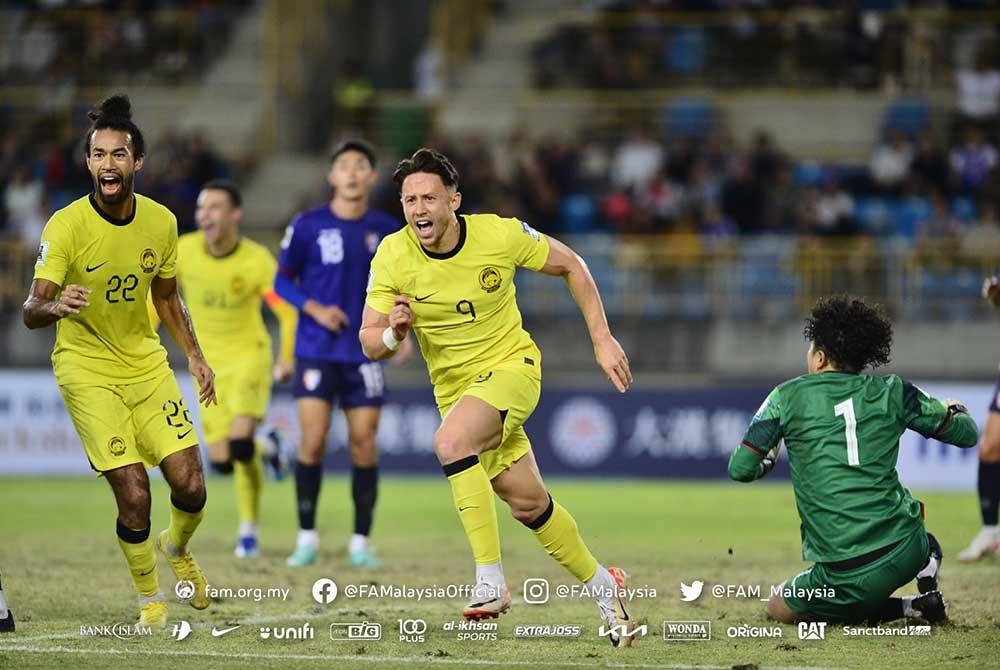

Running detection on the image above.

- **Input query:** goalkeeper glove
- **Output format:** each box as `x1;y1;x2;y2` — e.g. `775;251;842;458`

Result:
759;444;781;479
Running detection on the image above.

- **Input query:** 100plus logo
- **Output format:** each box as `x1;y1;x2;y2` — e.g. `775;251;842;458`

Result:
398;619;427;643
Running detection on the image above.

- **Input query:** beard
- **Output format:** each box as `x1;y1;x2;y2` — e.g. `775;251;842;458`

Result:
92;173;133;205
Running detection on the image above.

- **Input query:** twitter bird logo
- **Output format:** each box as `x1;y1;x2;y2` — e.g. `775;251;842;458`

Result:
680;580;704;602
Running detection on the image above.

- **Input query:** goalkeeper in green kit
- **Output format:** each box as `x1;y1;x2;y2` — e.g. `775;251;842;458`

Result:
729;295;979;625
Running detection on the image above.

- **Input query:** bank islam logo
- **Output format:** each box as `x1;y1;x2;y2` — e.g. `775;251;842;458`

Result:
311;578;338;604
798;621;827;640
170;620;193;641
680;580;704;602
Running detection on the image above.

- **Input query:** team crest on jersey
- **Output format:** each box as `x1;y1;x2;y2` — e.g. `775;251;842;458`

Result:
140;248;157;273
303;369;322;391
230;275;246;295
365;231;381;254
520;221;540;241
108;436;126;457
479;266;502;293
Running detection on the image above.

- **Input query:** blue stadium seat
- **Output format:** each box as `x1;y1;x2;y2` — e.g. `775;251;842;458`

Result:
663;98;714;139
559;193;598;233
950;197;977;223
793;161;826;187
854;197;898;235
666;27;707;75
884;97;929;138
894;197;931;238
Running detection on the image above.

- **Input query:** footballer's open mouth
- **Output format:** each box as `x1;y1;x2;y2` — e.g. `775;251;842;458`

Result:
415;219;433;234
99;173;123;197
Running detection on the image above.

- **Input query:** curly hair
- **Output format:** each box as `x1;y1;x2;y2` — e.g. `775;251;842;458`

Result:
84;94;146;158
392;148;459;190
803;295;893;372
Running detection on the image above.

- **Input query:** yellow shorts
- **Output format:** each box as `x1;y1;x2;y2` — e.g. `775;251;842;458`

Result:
440;359;541;479
59;368;198;474
198;347;272;444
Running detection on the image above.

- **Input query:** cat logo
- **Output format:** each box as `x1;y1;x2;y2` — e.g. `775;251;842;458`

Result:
140;248;157;273
230;275;246;295
108;436;127;457
479;267;502;293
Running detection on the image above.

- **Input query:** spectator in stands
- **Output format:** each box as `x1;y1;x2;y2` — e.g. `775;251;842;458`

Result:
950;125;999;195
954;40;1000;140
3;166;45;249
909;129;950;195
610;126;664;193
870;128;914;194
721;156;765;234
814;177;856;236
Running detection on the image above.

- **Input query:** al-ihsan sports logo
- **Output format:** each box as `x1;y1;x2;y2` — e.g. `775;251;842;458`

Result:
140;248;157;273
479;267;502;293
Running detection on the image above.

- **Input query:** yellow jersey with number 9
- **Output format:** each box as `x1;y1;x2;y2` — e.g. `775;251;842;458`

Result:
366;213;549;406
33;194;176;385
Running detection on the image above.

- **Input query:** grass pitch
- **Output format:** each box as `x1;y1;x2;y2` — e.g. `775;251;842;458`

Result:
0;475;997;670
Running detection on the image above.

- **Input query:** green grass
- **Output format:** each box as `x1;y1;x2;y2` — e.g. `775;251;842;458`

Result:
0;476;998;669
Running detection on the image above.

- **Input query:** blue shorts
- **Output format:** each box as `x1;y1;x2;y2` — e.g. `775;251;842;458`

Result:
292;359;385;408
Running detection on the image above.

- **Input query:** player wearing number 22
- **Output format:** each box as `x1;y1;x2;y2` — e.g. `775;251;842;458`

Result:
23;95;216;629
361;148;636;647
730;295;979;626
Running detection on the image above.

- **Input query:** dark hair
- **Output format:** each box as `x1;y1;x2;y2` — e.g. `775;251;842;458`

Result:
803;295;893;373
330;139;376;167
84;94;146;158
392;148;459;190
201;178;242;208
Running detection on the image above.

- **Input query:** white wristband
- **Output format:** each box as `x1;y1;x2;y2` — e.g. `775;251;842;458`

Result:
382;327;402;352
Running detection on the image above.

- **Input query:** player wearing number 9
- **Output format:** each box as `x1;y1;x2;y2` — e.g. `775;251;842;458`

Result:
22;95;215;630
729;295;978;627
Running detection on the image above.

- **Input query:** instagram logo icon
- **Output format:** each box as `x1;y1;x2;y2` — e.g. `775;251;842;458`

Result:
523;578;550;604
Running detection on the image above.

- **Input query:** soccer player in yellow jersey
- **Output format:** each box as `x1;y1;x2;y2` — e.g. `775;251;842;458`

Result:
361;149;637;647
177;179;297;558
22;95;216;629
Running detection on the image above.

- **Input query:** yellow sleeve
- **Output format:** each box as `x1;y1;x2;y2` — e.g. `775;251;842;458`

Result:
157;212;179;279
259;247;297;364
501;216;549;270
33;213;72;286
365;240;398;314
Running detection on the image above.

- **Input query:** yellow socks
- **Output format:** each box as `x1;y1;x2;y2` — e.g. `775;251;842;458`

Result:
233;444;264;525
116;521;159;597
527;495;598;582
167;494;205;553
444;455;501;565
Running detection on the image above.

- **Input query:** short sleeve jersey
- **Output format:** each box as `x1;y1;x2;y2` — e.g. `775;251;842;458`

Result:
366;213;549;406
33;194;176;385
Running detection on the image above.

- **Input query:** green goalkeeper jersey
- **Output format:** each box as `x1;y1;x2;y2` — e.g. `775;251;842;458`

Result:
729;371;978;563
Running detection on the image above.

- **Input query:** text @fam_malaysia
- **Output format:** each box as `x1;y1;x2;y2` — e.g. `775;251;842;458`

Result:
678;579;835;602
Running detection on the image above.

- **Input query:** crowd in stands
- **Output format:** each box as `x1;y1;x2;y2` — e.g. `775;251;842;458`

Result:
0;1;248;86
532;1;994;91
0;102;232;250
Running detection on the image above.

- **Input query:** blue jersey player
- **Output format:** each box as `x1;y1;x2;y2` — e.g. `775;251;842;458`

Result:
274;140;408;568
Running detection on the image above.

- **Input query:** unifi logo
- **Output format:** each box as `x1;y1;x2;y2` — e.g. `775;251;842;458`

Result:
260;623;314;640
680;581;704;602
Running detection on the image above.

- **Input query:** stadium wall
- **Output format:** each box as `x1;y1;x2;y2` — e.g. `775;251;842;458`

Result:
0;370;981;491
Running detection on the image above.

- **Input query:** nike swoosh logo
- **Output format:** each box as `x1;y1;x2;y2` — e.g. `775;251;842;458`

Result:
177;429;193;440
139;568;155;576
211;625;241;637
413;292;438;302
85;261;108;272
458;505;479;512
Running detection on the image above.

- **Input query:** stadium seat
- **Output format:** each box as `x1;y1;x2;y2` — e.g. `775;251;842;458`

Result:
894;197;931;238
663;98;714;139
883;97;929;138
665;27;707;75
854;197;898;236
559;193;599;233
950;197;977;223
793;161;826;187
